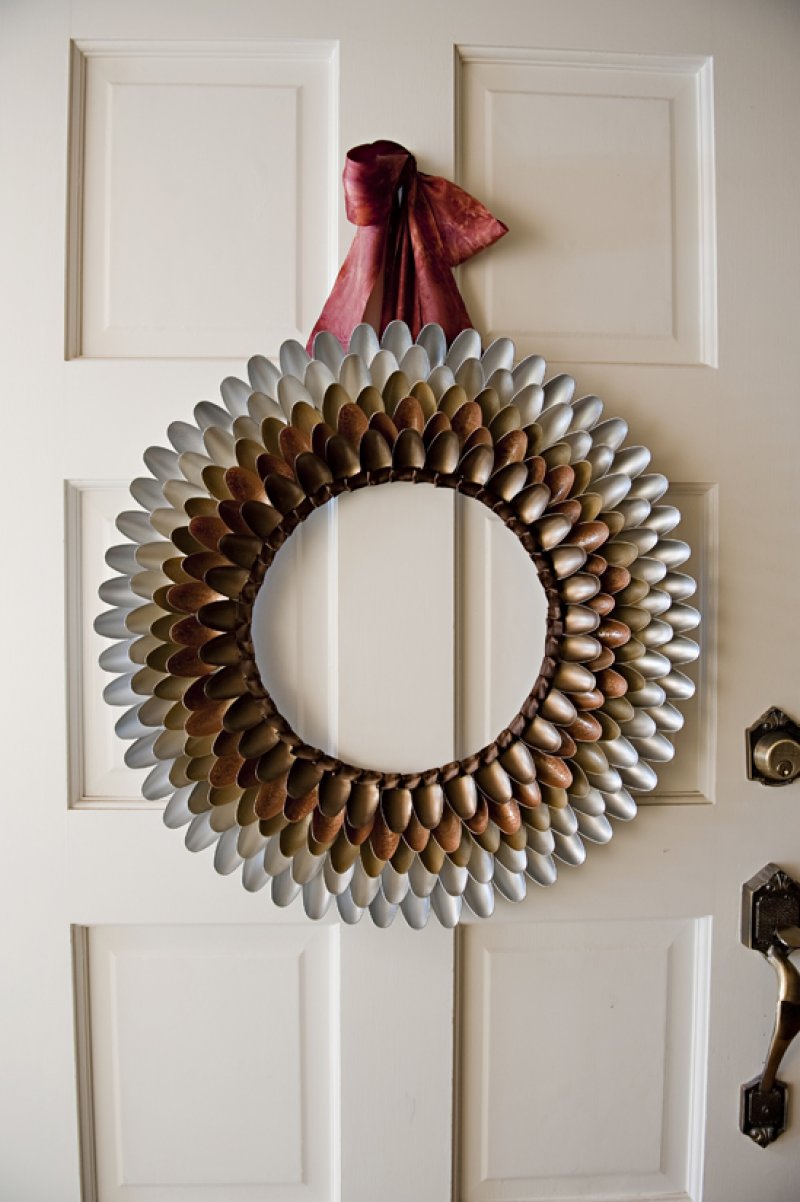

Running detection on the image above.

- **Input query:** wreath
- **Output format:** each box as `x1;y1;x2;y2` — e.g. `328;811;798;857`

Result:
97;319;699;926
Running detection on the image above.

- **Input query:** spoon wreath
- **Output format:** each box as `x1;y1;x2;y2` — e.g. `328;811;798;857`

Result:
97;320;699;927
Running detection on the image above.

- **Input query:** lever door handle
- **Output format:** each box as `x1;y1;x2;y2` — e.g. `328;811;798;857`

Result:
740;866;800;1147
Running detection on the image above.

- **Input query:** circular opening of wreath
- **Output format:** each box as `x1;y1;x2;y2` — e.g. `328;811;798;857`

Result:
250;481;551;774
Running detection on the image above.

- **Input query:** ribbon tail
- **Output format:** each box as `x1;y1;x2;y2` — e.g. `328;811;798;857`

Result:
406;215;473;343
405;177;507;341
306;227;386;353
419;174;508;266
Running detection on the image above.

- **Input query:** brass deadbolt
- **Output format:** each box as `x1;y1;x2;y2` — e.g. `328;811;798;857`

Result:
747;709;800;786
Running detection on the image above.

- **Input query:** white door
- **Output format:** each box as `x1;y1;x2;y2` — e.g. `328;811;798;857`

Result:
2;2;798;1200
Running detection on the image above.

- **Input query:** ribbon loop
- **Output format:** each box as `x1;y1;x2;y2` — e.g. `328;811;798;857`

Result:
307;140;507;352
343;140;415;226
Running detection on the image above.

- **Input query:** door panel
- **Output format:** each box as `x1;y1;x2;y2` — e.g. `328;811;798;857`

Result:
77;924;338;1202
68;40;338;360
457;48;717;368
459;918;711;1201
3;2;799;1200
67;480;152;804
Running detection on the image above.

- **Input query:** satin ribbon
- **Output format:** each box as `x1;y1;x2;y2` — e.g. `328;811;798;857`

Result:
306;140;508;352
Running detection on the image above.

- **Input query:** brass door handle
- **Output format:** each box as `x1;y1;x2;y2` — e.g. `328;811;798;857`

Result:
740;865;800;1146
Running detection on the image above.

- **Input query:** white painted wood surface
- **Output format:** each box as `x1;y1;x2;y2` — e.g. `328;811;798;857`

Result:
253;508;338;764
455;496;550;759
66;481;151;804
70;41;338;359
82;924;338;1200
2;2;799;1201
457;49;717;366
460;918;711;1201
333;483;457;772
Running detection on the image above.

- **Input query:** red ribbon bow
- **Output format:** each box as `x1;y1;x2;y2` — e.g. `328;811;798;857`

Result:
306;140;508;353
